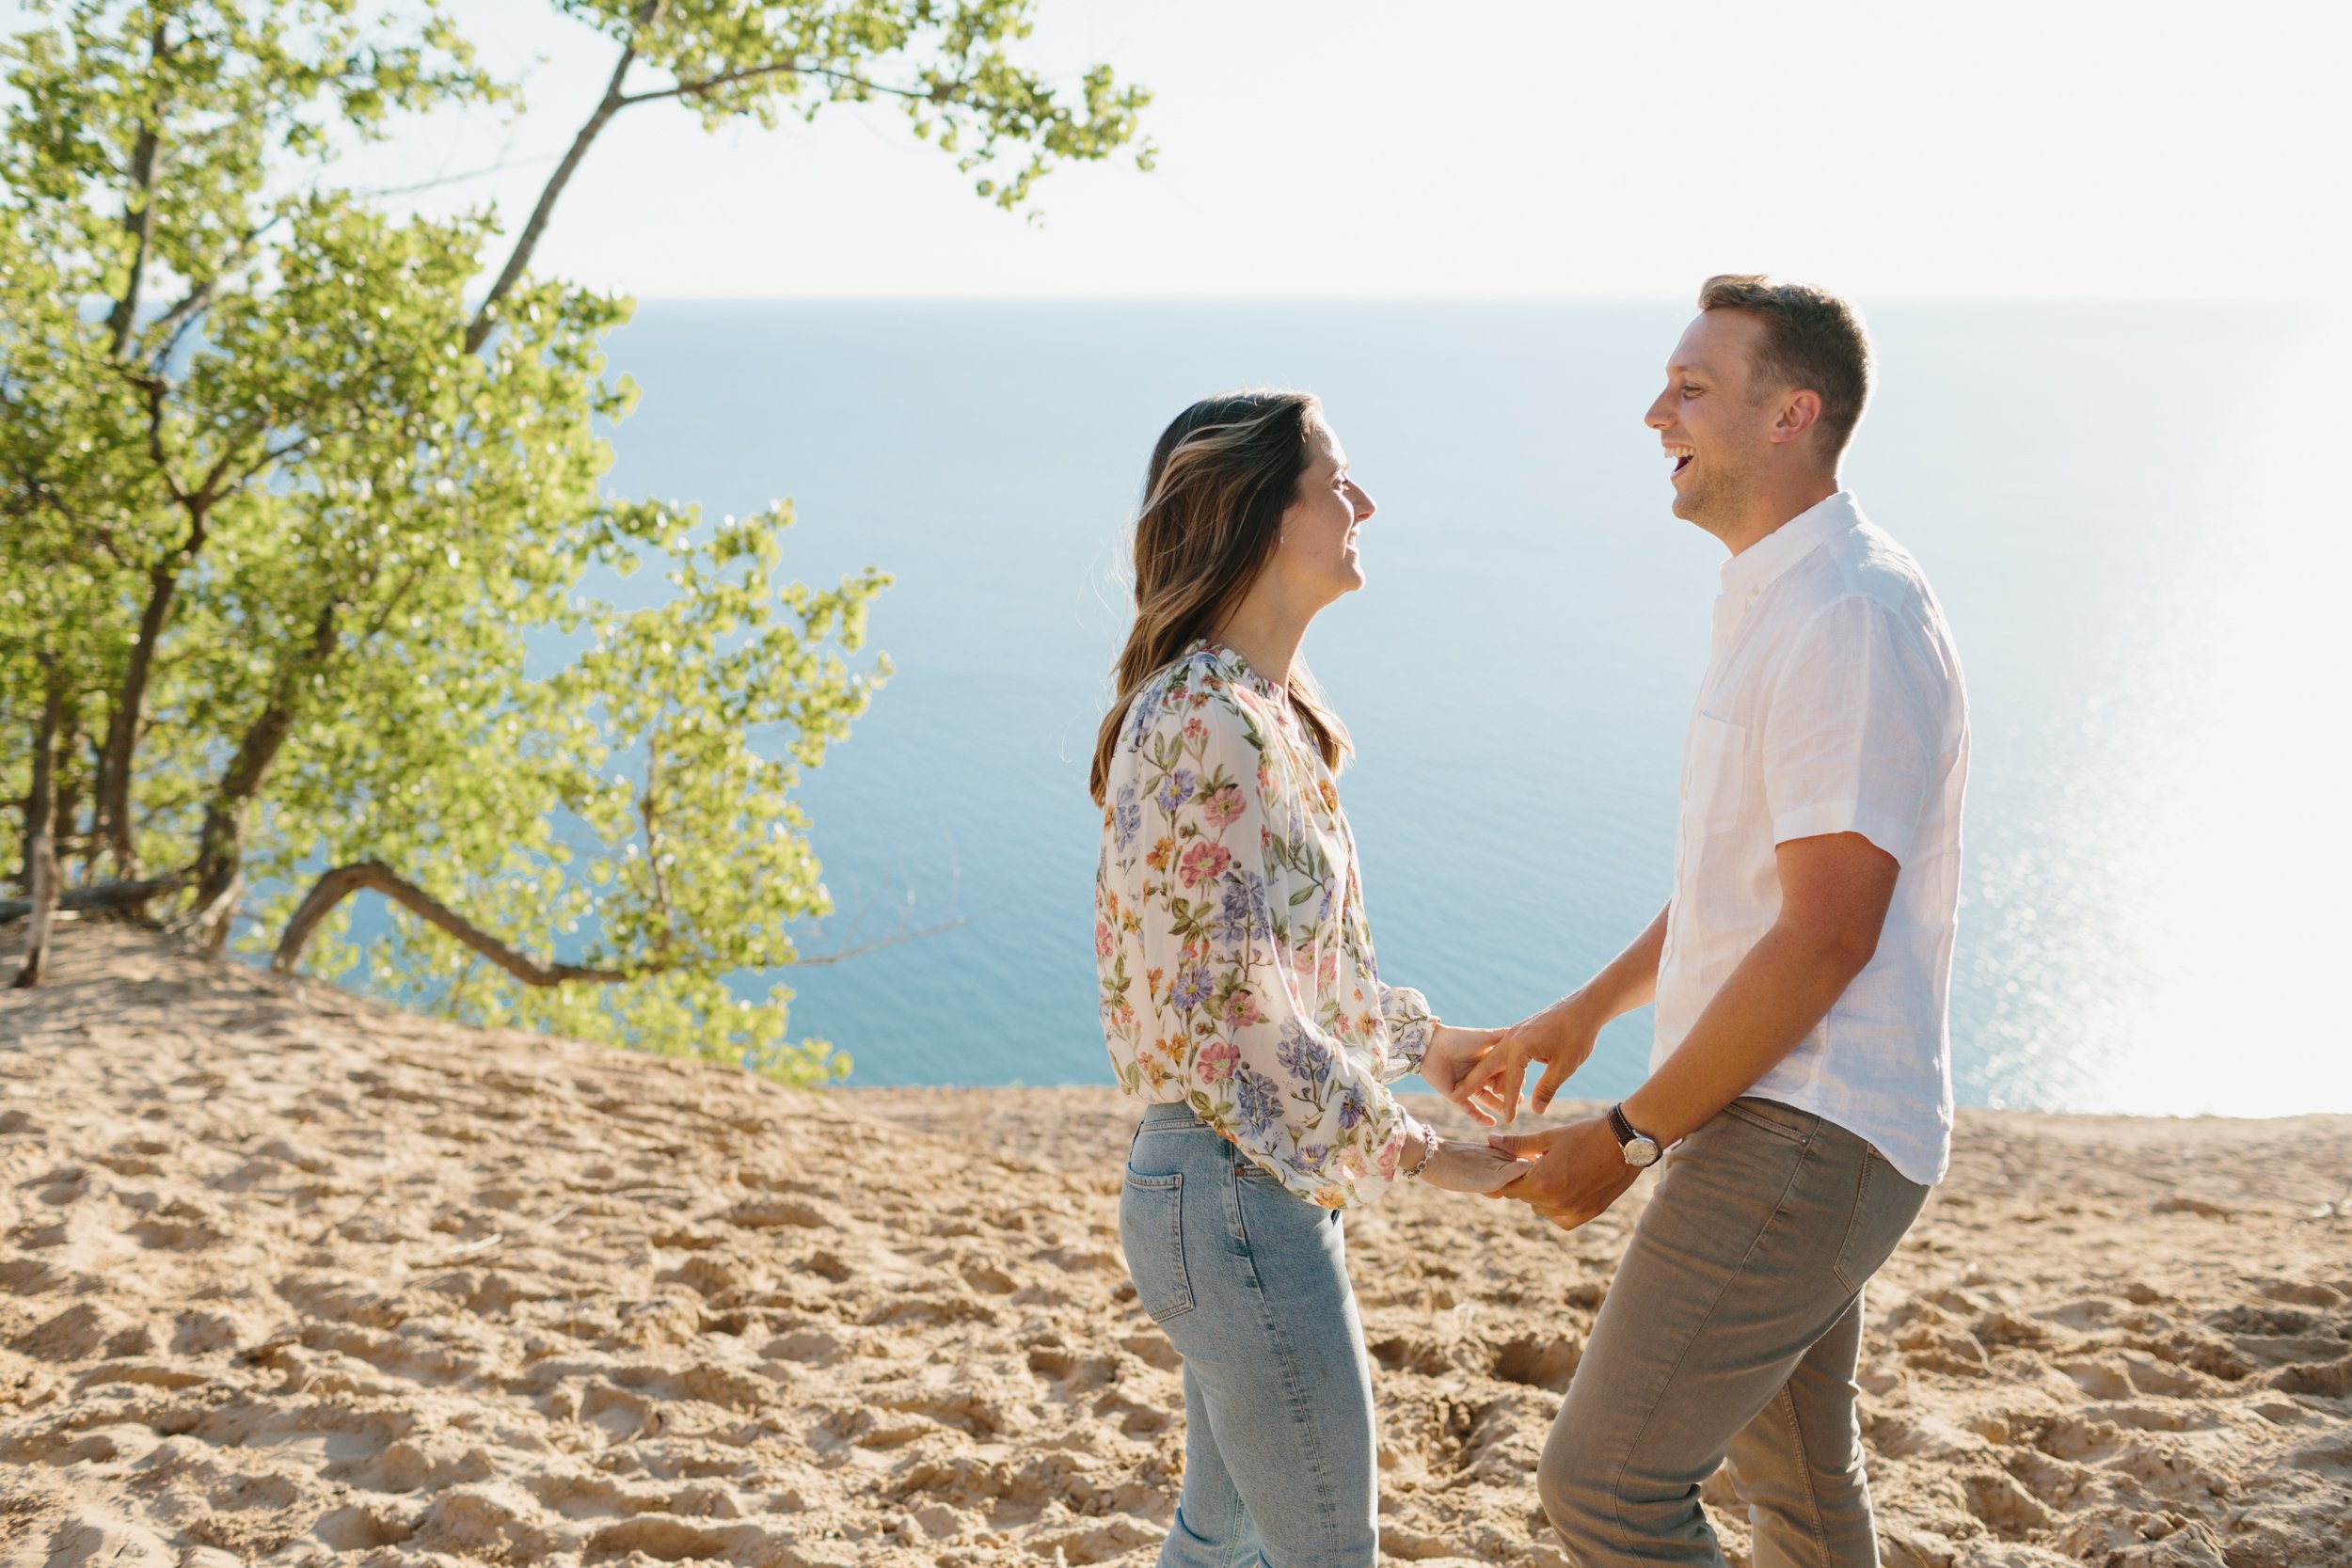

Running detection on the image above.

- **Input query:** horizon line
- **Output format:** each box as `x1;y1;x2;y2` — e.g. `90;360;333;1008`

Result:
602;293;2321;309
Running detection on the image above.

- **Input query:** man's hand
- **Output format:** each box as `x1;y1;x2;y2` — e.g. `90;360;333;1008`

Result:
1419;1024;1513;1125
1458;995;1604;1123
1485;1117;1642;1229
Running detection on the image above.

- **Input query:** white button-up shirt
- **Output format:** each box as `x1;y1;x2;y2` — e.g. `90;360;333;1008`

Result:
1653;491;1969;1184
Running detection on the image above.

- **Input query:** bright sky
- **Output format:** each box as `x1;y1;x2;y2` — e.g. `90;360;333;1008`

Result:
339;0;2347;301
8;0;2341;299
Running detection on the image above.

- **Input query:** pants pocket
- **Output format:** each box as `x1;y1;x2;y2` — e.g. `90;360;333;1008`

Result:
1832;1148;1929;1295
1722;1097;1813;1144
1120;1170;1193;1322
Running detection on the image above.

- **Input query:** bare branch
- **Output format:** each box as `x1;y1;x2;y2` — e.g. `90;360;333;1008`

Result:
466;1;660;354
794;906;997;966
348;152;557;203
618;60;951;109
0;871;188;924
272;860;630;985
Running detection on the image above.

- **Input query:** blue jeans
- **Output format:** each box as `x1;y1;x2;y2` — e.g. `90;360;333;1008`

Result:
1120;1103;1378;1568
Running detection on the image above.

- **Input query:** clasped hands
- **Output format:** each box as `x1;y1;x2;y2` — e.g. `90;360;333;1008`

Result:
1415;1005;1644;1229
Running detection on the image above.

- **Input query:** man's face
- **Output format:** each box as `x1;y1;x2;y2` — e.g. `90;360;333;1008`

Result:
1644;309;1777;530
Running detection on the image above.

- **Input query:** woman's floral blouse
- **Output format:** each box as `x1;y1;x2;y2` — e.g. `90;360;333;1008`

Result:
1094;641;1436;1209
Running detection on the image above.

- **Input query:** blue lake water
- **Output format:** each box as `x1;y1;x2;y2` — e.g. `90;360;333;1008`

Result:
580;301;2346;1116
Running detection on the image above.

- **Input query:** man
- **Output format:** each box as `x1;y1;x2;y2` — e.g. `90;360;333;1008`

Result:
1464;276;1969;1566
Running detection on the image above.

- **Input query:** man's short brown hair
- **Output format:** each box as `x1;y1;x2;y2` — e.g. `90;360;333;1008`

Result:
1697;275;1873;460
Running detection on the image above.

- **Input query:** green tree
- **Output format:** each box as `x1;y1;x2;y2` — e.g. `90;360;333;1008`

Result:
1;0;1149;1077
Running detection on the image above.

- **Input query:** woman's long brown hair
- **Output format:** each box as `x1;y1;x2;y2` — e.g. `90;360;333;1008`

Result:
1089;391;1352;807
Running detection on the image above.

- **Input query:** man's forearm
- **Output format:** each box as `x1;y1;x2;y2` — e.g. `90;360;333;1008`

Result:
1618;917;1870;1145
1571;903;1669;1023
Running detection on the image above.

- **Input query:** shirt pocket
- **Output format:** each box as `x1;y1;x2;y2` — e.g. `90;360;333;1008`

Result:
1683;713;1748;838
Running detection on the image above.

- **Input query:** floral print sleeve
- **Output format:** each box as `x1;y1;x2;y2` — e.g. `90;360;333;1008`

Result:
1094;643;1433;1209
1376;983;1436;1083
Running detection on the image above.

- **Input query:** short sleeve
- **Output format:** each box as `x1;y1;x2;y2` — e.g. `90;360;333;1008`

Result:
1761;596;1949;865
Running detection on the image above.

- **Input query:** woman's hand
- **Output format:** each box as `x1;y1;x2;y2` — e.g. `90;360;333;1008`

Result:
1458;996;1604;1123
1415;1137;1526;1195
1419;1024;1513;1125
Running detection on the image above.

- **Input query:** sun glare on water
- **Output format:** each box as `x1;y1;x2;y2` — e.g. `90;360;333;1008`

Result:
1981;317;2349;1117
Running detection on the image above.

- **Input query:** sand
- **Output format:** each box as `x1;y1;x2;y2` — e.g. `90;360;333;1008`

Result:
2;923;2347;1568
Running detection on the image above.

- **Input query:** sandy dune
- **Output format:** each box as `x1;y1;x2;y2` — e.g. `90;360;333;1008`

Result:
2;924;2347;1567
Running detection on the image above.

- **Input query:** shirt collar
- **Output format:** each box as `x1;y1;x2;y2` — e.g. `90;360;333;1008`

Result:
1190;639;1288;705
1719;489;1865;602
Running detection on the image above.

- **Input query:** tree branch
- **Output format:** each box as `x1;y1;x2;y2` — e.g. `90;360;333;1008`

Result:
793;907;994;966
102;24;169;360
204;430;312;506
639;746;673;929
271;861;629;985
465;1;660;355
349;152;557;203
618;60;952;109
13;473;131;568
149;213;284;371
0;872;187;924
134;372;190;507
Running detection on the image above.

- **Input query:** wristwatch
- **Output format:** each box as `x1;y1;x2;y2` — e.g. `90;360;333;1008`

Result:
1607;1103;1662;1169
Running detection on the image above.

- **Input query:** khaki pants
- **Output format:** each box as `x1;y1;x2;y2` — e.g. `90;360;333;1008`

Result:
1539;1097;1930;1567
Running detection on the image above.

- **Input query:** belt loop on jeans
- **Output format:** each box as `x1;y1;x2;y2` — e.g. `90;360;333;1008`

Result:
1137;1101;1208;1130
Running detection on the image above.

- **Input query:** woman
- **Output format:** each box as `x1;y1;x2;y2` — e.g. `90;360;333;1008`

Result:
1090;390;1518;1567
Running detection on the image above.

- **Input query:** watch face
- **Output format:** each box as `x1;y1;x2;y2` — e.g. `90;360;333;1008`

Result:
1623;1136;1661;1168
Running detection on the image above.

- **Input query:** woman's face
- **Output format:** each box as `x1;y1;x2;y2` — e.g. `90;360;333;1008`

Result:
1272;422;1377;607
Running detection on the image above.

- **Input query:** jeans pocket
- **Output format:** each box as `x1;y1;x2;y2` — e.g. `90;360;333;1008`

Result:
1833;1147;1928;1295
1722;1098;1811;1144
1120;1170;1193;1322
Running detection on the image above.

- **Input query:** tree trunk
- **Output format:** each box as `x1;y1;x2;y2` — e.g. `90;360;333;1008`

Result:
54;698;83;883
94;514;208;880
187;600;340;952
464;3;656;355
186;712;285;954
11;678;64;988
274;861;629;985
